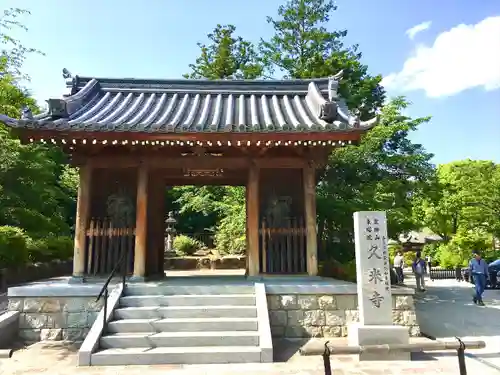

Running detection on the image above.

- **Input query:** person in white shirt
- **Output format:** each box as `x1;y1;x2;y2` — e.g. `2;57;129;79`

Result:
393;251;405;284
425;255;432;280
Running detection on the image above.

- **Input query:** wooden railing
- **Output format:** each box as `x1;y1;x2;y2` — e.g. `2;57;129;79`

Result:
259;217;307;274
84;218;135;276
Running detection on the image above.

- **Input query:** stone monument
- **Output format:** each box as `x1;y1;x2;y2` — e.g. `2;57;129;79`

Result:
348;211;409;361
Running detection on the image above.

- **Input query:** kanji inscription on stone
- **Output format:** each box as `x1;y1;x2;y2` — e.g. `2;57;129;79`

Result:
353;211;392;325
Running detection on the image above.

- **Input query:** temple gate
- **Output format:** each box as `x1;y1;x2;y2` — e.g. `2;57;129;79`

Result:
1;71;377;279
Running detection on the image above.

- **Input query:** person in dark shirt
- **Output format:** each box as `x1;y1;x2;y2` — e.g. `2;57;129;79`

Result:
469;251;489;306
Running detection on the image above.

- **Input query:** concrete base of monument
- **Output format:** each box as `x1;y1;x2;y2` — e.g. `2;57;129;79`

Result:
348;323;410;361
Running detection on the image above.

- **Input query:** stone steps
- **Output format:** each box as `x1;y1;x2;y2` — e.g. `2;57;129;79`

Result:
124;284;255;296
107;317;259;333
91;346;262;366
100;331;260;348
89;283;272;366
114;305;257;319
119;294;256;307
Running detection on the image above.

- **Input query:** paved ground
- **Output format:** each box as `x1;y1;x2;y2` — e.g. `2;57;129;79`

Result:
2;271;500;373
0;339;495;375
411;275;500;372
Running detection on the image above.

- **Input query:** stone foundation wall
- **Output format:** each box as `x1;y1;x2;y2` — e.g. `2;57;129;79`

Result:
8;297;104;343
0;260;72;294
267;293;419;338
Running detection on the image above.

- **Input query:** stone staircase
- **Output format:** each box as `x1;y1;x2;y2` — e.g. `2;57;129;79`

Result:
90;282;272;366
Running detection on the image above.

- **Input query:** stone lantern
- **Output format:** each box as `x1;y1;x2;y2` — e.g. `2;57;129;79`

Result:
164;211;177;254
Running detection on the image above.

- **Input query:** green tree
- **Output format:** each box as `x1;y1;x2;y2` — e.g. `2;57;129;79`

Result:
260;0;433;262
0;9;75;246
413;160;500;245
317;98;435;261
184;24;263;80
0;61;72;238
259;0;384;118
1;8;43;79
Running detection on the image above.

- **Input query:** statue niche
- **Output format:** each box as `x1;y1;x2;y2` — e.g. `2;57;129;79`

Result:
106;188;135;227
264;194;292;228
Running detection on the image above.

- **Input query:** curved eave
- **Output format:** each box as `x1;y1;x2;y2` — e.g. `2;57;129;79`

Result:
1;117;376;144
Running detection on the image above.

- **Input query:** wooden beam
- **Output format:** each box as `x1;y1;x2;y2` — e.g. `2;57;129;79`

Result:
21;129;365;143
73;163;92;278
133;164;149;279
84;155;310;169
303;163;318;276
247;163;260;276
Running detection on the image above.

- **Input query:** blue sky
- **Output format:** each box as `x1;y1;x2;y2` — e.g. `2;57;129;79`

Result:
4;0;500;165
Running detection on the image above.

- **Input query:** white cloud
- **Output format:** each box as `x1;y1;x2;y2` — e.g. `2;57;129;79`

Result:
406;21;432;40
382;16;500;98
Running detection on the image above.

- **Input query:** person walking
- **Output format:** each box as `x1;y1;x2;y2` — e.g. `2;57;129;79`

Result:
469;251;489;306
425;255;433;281
393;251;405;284
412;251;427;292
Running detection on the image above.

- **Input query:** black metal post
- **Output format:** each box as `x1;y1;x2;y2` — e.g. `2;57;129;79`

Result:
103;287;108;329
456;337;467;375
322;341;332;375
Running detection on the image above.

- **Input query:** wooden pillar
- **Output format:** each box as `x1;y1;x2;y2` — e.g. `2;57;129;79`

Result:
72;163;92;278
133;165;149;279
304;163;318;276
247;163;260;276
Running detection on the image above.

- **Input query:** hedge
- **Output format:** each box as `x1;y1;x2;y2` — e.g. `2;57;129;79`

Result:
0;225;73;269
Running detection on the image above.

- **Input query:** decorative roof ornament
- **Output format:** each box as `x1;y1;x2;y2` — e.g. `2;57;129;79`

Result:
62;68;72;79
328;70;343;101
319;70;344;123
46;99;68;118
21;107;33;121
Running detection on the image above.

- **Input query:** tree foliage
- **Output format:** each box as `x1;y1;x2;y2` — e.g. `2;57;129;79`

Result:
184;24;263;80
0;8;75;267
414;160;500;239
179;0;436;260
317;98;434;261
2;3;497;271
259;0;385;118
1;8;43;79
414;160;500;267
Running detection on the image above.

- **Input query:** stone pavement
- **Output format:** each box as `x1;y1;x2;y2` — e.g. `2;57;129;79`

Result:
1;271;499;374
0;339;498;375
411;275;500;372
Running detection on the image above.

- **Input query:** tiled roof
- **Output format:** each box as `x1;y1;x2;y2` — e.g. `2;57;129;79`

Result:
1;72;378;134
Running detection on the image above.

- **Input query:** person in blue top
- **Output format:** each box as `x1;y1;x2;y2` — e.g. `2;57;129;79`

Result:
469;251;489;306
412;251;427;292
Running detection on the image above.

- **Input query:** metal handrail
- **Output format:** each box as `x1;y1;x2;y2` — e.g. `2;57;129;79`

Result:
95;248;128;328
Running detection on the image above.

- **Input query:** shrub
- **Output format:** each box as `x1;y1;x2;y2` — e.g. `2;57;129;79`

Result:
213;187;246;255
173;235;203;256
0;226;29;268
319;258;357;282
28;236;74;263
214;211;246;255
438;245;465;269
435;229;491;269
